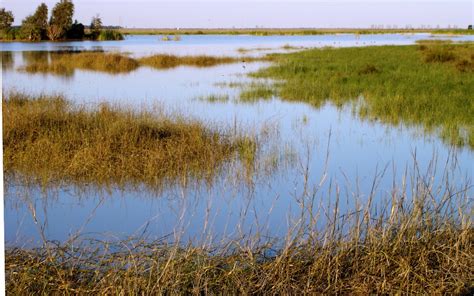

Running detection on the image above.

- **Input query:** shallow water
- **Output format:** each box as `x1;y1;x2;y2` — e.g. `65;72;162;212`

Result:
2;34;473;246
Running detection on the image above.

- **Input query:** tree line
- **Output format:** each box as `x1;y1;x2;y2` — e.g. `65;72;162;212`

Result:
0;0;122;41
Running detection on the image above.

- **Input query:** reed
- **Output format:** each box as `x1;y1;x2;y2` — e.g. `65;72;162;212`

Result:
23;51;139;75
3;92;251;188
139;54;243;69
5;158;473;294
21;51;263;75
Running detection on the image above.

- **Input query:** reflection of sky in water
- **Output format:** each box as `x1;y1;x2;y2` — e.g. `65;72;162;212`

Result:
3;34;473;246
2;33;473;57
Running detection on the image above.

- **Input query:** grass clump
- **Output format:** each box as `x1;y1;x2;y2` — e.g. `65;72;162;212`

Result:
239;83;276;102
250;43;474;148
3;92;247;188
418;42;474;72
22;51;262;75
139;54;244;69
198;94;230;103
23;51;139;75
97;29;124;41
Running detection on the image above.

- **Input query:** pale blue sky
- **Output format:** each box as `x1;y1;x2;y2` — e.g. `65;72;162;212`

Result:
2;1;473;28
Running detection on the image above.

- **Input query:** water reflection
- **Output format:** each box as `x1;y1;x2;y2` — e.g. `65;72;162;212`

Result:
1;51;14;70
3;34;473;246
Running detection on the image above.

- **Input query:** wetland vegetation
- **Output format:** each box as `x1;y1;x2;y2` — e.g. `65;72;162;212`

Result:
250;42;474;148
3;33;474;295
6;169;473;294
3;92;253;188
20;51;264;75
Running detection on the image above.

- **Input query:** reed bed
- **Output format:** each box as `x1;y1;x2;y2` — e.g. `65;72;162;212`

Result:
23;52;139;75
139;54;249;69
5;164;473;294
250;43;474;148
3;92;251;188
21;51;263;75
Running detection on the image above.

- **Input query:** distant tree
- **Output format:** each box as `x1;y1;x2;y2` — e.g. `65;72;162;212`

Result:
19;3;48;41
48;0;74;40
0;8;14;31
469;25;473;30
90;15;102;39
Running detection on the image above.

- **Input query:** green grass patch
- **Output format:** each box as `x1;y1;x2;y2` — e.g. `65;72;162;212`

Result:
3;92;250;188
251;43;474;148
239;83;276;102
97;29;124;41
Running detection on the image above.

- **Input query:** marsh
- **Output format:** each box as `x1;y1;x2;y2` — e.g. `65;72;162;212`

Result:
3;33;474;294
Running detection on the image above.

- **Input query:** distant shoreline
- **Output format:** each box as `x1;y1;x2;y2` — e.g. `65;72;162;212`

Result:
119;27;474;36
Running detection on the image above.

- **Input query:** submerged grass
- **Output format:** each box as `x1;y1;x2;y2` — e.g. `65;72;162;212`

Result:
251;43;474;148
5;169;473;294
239;82;276;102
3;92;250;188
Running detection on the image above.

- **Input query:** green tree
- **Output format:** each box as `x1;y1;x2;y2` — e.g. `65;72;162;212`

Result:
19;3;48;41
90;14;102;39
0;8;14;31
34;3;48;34
48;0;74;40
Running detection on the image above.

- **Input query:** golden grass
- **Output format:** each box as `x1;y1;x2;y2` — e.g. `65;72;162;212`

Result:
20;51;265;75
3;92;250;188
5;181;473;294
23;52;139;75
139;54;244;69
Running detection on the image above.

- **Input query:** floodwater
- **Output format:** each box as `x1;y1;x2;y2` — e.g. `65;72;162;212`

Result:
2;34;473;246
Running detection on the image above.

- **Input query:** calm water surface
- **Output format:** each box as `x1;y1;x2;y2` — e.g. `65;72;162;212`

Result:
2;34;473;246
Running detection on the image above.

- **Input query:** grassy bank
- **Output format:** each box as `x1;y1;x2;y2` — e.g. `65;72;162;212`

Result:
5;179;473;294
250;42;474;148
3;92;251;188
21;51;259;75
119;27;474;36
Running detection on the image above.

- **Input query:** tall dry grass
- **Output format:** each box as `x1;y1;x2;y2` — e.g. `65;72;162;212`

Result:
5;159;473;294
3;92;251;188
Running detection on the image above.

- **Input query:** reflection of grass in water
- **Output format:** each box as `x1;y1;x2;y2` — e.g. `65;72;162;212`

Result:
1;51;14;70
5;158;472;294
3;92;254;188
251;43;474;148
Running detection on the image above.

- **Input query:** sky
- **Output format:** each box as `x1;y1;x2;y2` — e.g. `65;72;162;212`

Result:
2;0;473;29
